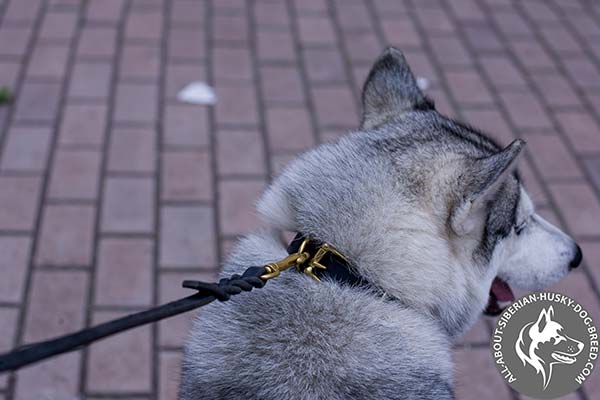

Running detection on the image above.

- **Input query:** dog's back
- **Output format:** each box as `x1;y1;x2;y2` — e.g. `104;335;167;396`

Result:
179;233;453;400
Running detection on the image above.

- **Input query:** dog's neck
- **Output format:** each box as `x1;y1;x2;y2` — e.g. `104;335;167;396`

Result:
286;232;479;339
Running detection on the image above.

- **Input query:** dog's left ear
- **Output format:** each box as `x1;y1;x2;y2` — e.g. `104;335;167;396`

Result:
451;139;526;236
361;47;432;129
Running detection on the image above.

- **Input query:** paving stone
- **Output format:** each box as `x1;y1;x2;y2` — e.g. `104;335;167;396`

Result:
161;151;212;201
549;182;600;237
35;205;95;266
463;24;504;52
77;26;118;59
217;129;266;176
454;348;513;400
0;60;20;91
169;28;205;61
0;307;18;356
297;15;336;45
160;206;216;268
158;271;216;348
564;58;600;91
0;126;52;172
555;111;600;153
27;43;70;79
480;55;527;89
381;18;421;48
164;104;209;147
303;48;346;84
101;177;155;233
509;40;556;71
3;0;43;22
524;134;583;179
0;237;31;303
114;83;158;124
311;86;358;128
260;65;305;103
539;24;584;55
59;103;108;146
530;73;583;108
294;0;328;14
491;7;534;38
14;81;61;123
372;0;407;15
448;0;485;21
126;7;163;42
334;0;373;32
38;10;78;40
95;238;153;307
0;26;32;58
87;311;152;393
429;36;473;67
23;270;88;342
171;0;205;24
87;0;126;23
215;84;259;126
13;352;82;400
499;91;553;131
344;32;382;64
0;176;41;231
461;108;514;145
159;351;183;400
254;1;290;28
120;44;161;80
108;127;156;173
219;179;265;236
69;62;113;99
256;28;295;62
48;149;102;200
584;157;600;192
445;69;494;106
266;106;315;152
213;14;248;43
213;47;253;83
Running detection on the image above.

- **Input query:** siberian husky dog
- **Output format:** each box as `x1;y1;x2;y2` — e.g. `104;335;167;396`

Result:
179;48;582;400
516;306;584;389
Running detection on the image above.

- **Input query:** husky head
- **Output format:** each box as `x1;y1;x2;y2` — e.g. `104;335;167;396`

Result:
258;48;582;337
516;306;584;389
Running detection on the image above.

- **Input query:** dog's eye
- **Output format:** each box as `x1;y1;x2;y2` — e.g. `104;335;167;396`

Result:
515;220;528;235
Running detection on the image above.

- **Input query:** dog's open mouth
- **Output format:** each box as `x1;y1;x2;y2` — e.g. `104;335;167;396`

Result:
552;351;577;364
484;277;515;316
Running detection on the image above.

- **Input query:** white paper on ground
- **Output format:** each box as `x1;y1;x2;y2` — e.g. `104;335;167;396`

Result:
177;82;217;105
416;76;429;91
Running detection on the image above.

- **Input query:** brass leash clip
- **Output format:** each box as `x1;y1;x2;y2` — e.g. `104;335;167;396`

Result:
260;237;348;282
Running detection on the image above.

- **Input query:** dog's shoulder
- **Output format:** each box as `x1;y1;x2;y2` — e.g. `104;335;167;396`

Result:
180;233;454;400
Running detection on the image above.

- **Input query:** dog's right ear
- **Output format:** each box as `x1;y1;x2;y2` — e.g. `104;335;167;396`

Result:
535;306;553;333
361;47;432;129
451;139;526;236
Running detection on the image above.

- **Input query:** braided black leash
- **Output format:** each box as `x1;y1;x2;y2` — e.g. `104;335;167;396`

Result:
0;266;267;373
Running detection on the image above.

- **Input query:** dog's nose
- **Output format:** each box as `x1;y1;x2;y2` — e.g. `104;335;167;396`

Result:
569;245;583;270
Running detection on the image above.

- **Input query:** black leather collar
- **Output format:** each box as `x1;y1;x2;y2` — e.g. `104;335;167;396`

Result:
287;233;372;289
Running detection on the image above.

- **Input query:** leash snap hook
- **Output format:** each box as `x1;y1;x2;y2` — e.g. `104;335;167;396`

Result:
260;252;309;280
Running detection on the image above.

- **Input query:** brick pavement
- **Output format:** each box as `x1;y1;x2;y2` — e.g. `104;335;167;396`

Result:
0;0;599;399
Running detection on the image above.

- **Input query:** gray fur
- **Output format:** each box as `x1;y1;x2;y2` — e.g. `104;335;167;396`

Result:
180;48;579;400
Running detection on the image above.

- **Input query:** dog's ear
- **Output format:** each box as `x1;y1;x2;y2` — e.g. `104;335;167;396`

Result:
361;47;432;129
451;139;526;236
535;307;553;333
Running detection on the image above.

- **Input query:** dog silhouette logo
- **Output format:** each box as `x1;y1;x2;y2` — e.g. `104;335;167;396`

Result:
515;306;584;390
492;292;598;399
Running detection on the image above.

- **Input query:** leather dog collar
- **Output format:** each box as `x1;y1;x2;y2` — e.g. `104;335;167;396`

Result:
286;233;372;289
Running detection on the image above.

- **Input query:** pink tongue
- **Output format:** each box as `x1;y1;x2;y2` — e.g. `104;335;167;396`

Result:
491;277;515;302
